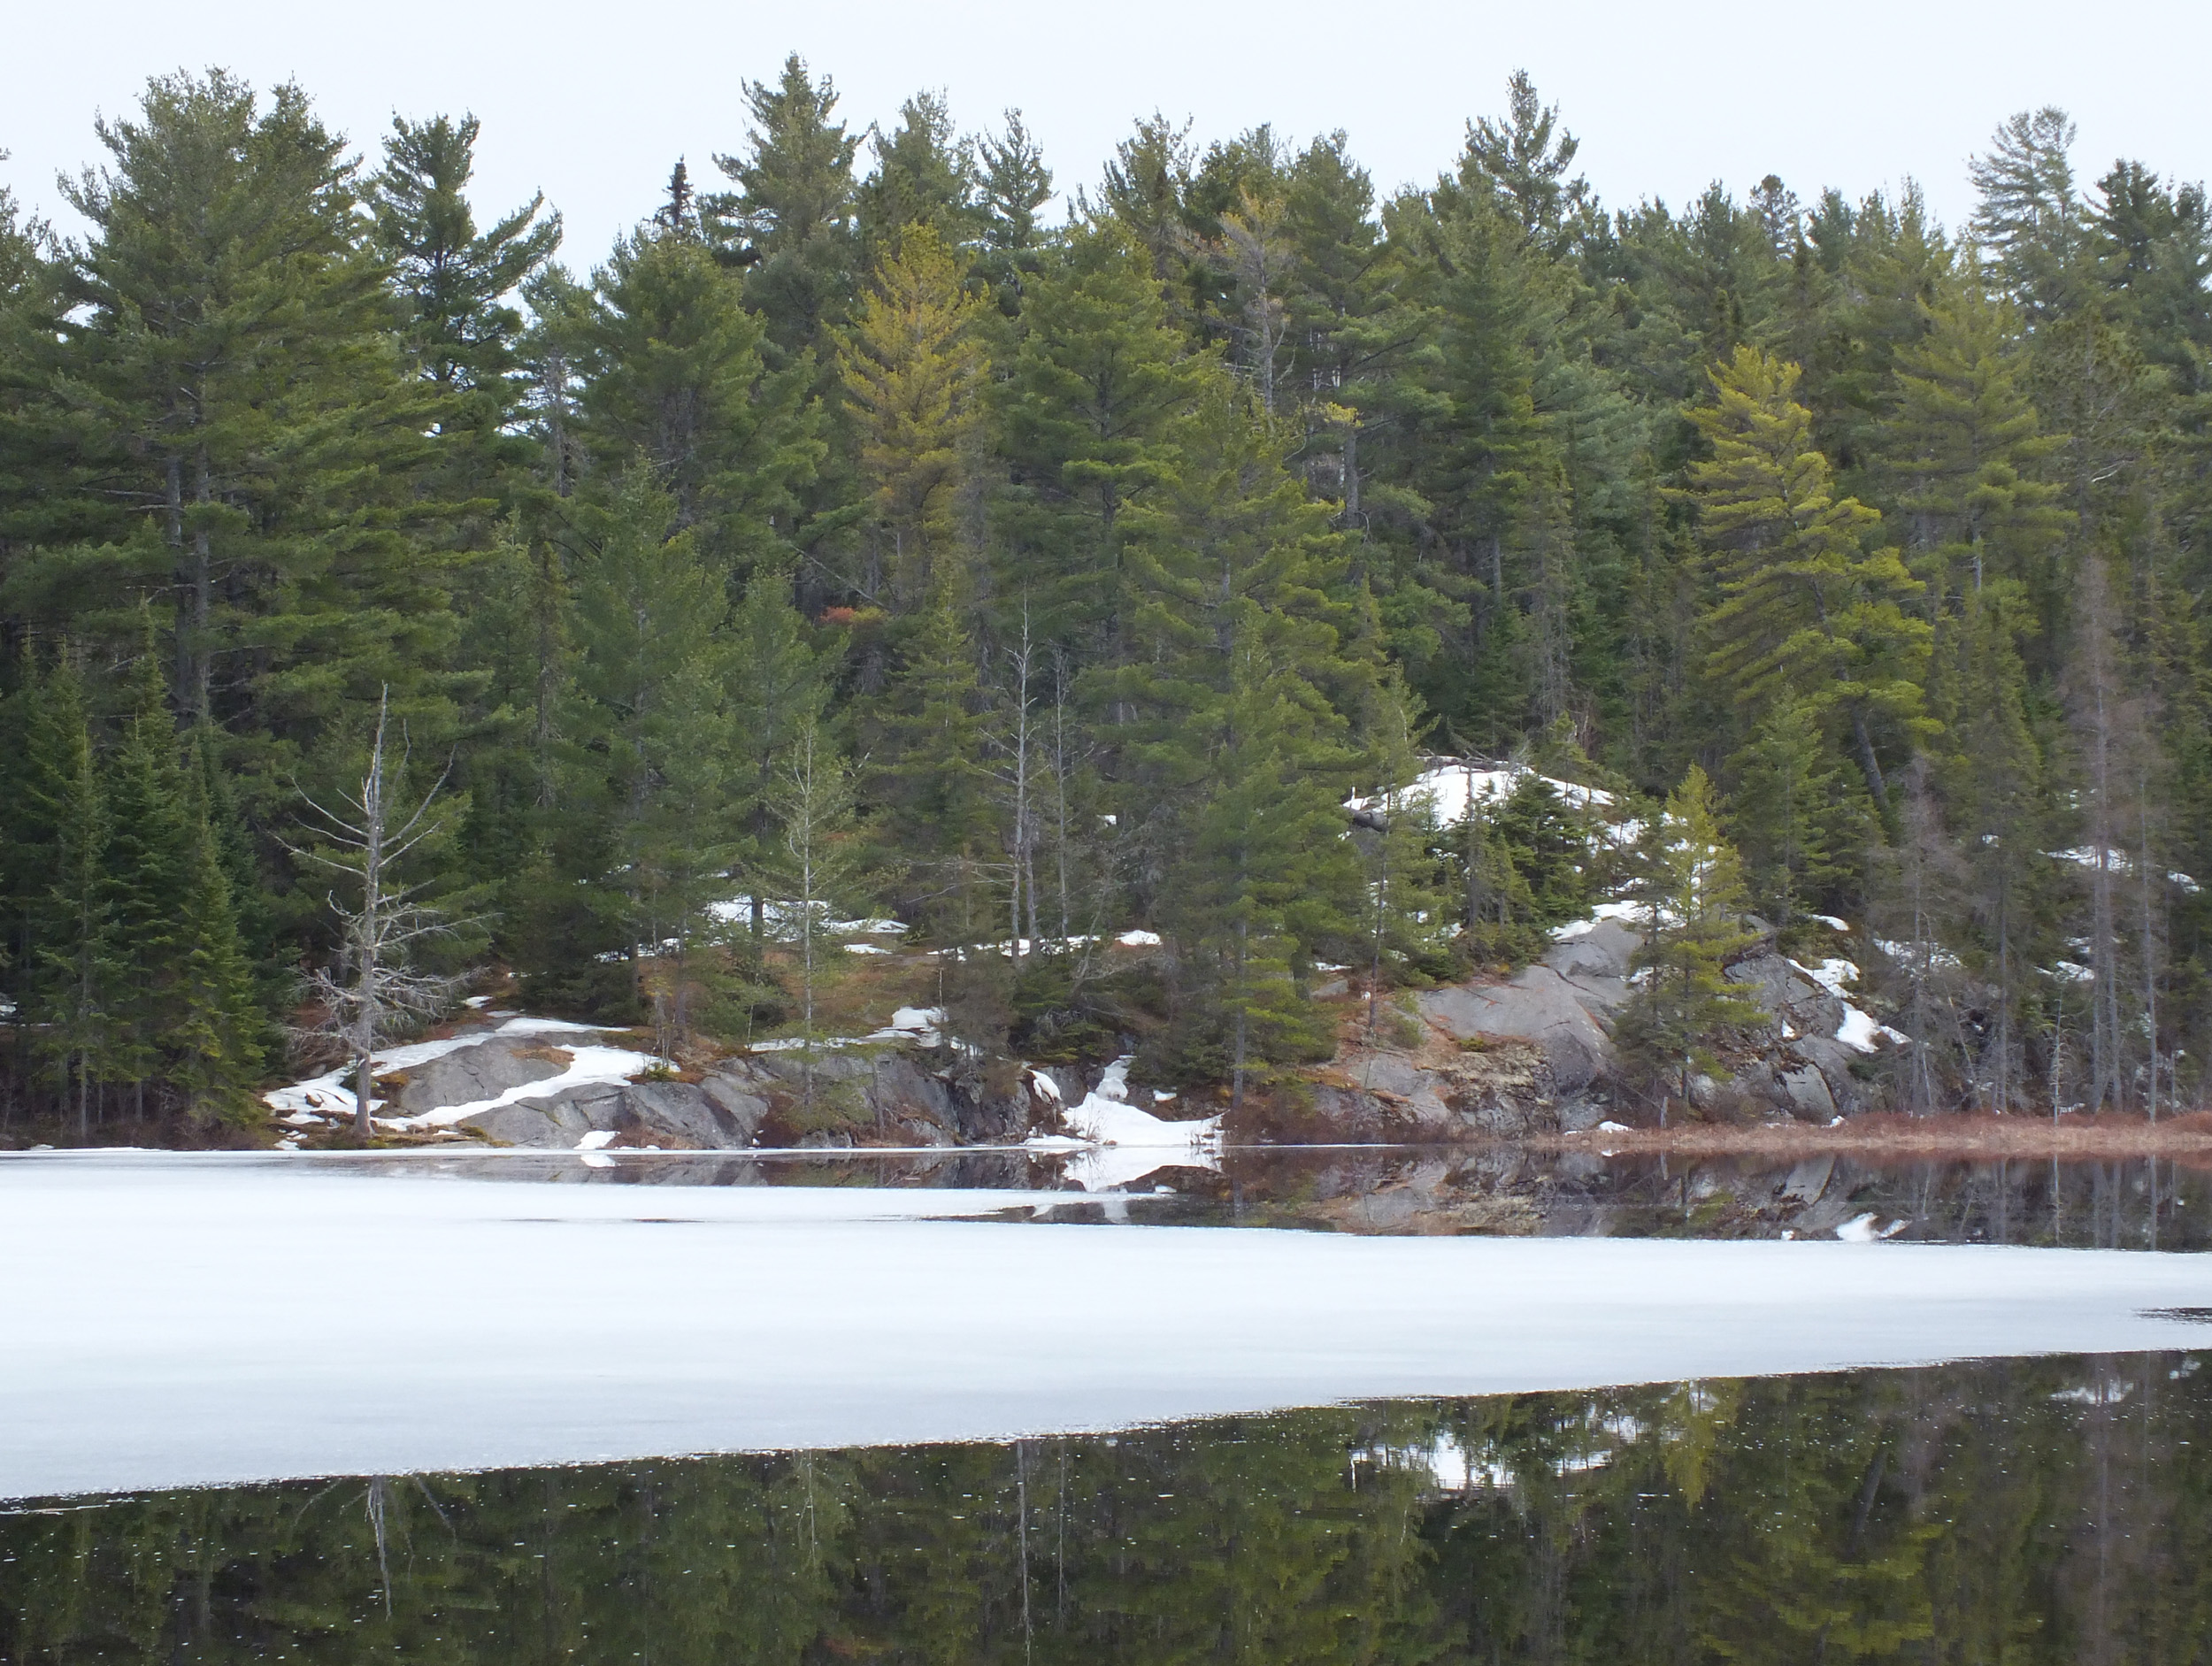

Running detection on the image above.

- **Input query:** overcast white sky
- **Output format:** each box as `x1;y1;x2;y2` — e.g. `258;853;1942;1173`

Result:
5;0;2208;271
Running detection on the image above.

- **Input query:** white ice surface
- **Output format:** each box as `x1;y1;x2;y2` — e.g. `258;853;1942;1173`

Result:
4;1156;2211;1501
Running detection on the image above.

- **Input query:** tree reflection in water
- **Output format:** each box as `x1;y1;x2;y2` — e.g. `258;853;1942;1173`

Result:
4;1351;2210;1662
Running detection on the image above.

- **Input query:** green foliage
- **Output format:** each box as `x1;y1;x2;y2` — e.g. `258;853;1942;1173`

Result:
6;68;2212;1125
1618;765;1767;1116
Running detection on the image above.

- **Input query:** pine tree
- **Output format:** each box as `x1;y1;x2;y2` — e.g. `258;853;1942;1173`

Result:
1163;625;1356;1107
1619;765;1765;1121
560;227;822;580
854;93;981;265
1461;71;1591;253
31;71;463;761
974;111;1053;311
369;113;560;405
837;224;987;609
1681;344;1932;805
1102;383;1369;1086
1876;285;2067;606
709;54;862;365
1970;108;2088;325
993;221;1207;652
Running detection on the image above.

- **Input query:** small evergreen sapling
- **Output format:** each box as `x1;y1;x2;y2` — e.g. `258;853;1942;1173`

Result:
1619;766;1766;1124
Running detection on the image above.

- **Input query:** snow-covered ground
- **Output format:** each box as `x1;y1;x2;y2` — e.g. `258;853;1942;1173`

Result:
2;1156;2210;1501
1025;1057;1222;1191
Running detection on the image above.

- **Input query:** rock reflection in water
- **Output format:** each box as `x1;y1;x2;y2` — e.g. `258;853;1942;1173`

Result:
341;1144;2212;1249
3;1354;2208;1662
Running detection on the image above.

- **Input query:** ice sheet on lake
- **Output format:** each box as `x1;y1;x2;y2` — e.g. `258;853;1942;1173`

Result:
4;1158;2212;1501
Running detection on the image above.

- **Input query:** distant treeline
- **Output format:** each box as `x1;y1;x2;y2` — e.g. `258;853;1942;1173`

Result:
0;64;2206;1131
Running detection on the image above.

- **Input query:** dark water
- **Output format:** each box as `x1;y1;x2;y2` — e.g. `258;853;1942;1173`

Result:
339;1143;2212;1250
5;1353;2208;1662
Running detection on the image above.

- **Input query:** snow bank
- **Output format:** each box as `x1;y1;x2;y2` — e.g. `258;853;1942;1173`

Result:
1792;956;1858;998
1026;1056;1223;1192
707;898;906;939
4;1159;2212;1501
1834;1005;1910;1055
1391;761;1616;822
1047;1057;1221;1152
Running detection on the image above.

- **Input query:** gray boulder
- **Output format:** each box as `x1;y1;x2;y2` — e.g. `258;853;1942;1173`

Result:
1542;919;1640;980
1420;966;1614;1090
1778;1063;1837;1122
394;1034;571;1117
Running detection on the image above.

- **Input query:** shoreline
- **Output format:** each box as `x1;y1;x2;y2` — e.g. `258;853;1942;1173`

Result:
11;1117;2212;1165
1537;1112;2212;1163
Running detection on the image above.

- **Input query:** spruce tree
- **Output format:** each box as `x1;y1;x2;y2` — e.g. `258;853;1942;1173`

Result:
99;645;194;1115
565;471;740;1036
1727;697;1867;924
867;580;998;947
729;564;833;953
30;669;121;1136
1618;765;1765;1121
168;735;266;1120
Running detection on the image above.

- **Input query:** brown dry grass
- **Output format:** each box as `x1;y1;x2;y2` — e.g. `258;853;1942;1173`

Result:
1538;1109;2212;1163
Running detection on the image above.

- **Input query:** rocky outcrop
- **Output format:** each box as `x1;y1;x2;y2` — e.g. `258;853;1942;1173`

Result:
393;1038;567;1117
1320;918;1893;1136
1416;918;1638;1096
457;1070;773;1149
400;1031;1045;1150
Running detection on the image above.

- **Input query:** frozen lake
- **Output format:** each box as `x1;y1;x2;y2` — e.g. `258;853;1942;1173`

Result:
3;1152;2209;1501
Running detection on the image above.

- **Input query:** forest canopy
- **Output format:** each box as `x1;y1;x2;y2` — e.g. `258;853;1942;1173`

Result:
1;63;2206;1132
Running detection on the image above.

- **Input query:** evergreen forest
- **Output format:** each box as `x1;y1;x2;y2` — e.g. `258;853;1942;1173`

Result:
2;63;2208;1135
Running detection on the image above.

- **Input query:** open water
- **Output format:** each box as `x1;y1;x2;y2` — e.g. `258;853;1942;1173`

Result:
4;1147;2209;1661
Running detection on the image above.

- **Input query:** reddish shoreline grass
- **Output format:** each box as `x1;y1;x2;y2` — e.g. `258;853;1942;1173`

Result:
1536;1109;2212;1163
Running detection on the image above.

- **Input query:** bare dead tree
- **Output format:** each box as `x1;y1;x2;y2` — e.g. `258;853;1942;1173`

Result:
288;689;463;1136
